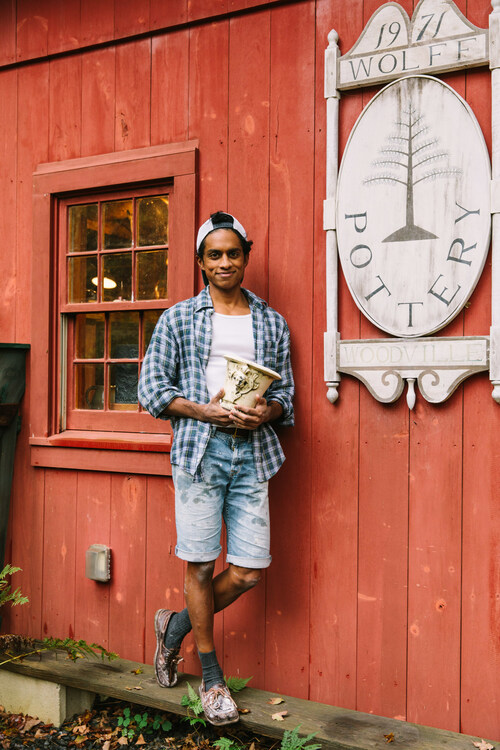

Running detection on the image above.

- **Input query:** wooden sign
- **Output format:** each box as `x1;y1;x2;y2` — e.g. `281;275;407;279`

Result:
336;75;491;339
338;0;488;90
338;336;488;408
323;0;500;408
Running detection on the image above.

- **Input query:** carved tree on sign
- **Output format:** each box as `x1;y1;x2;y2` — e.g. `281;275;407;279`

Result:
364;103;461;242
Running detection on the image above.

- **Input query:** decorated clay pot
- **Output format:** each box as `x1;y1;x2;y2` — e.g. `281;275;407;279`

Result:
221;355;281;410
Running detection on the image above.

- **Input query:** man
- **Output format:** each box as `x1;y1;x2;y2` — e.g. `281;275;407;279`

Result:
138;211;294;726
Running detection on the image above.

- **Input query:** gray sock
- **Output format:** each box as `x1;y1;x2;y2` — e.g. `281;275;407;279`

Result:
199;649;224;690
164;608;192;649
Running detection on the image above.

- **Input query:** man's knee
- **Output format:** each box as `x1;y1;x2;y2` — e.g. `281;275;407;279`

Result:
230;565;262;592
186;560;216;588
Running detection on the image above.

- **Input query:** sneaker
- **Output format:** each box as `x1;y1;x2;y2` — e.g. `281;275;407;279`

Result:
199;681;239;726
154;609;183;688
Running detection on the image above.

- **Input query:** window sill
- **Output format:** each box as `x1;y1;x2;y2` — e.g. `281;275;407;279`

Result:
29;431;172;476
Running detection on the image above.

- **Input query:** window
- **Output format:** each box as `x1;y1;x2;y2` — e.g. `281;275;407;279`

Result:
30;141;197;470
60;188;171;431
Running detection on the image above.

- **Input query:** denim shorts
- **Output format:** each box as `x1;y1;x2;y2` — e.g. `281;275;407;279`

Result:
172;430;271;569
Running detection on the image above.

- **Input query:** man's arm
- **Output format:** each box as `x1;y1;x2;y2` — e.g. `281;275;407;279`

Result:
138;313;186;418
163;389;233;427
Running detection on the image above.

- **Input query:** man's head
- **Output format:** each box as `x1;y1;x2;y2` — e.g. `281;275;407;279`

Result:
196;211;252;262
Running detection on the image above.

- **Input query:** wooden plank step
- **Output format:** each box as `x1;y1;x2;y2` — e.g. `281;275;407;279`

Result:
1;654;495;750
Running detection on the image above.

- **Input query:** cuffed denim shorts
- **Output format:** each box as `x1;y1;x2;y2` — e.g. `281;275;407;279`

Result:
172;430;271;569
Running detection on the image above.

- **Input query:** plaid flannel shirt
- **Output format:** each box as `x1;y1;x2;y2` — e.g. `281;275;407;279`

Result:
138;286;294;482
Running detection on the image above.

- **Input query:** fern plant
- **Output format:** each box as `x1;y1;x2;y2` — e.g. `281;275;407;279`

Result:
280;726;321;750
180;682;206;727
224;675;253;692
0;565;29;608
213;738;242;750
0;566;117;668
0;635;117;667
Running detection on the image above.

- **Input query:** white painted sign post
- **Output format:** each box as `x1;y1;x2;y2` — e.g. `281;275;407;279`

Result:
325;0;500;408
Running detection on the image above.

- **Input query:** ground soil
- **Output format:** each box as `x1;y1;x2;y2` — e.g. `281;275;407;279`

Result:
0;697;279;750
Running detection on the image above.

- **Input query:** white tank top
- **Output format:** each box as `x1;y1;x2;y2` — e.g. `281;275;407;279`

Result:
205;313;255;399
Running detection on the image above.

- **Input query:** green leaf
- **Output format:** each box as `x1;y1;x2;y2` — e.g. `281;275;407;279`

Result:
280;726;321;750
225;675;253;693
0;565;29;609
214;738;239;750
182;715;206;728
183;682;203;715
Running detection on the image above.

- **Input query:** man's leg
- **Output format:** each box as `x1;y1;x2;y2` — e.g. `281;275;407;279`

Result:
157;433;269;722
165;562;261;649
184;561;261;651
183;560;261;726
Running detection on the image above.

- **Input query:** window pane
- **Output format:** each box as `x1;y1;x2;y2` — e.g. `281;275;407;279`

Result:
103;200;133;249
102;252;132;301
143;310;162;355
110;363;138;409
136;250;168;300
75;363;104;409
69;204;98;252
137;195;168;247
75;314;105;358
109;311;139;359
68;256;97;303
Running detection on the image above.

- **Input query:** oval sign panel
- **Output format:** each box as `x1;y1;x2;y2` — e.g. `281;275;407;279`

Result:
336;75;491;338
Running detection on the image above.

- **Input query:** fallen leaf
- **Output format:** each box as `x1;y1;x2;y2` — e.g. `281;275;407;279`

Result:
384;733;395;743
249;743;255;750
473;742;495;750
268;697;284;705
135;735;147;745
131;667;143;675
103;742;111;750
21;718;41;733
238;708;251;714
125;685;143;691
272;711;288;721
117;737;129;746
73;724;89;735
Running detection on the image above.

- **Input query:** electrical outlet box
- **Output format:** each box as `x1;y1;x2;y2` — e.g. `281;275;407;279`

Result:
85;544;111;582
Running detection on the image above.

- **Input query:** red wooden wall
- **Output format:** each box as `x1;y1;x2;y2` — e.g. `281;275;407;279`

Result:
0;0;498;740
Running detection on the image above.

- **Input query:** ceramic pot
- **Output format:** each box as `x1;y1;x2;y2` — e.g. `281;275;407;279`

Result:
221;354;281;410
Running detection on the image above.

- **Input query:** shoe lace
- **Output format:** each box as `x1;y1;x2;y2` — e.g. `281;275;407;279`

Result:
165;648;183;663
208;685;231;709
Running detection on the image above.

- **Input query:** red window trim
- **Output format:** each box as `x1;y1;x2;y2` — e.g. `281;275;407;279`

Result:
31;140;198;473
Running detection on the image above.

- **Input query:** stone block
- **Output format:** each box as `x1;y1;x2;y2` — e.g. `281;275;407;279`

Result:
0;670;94;726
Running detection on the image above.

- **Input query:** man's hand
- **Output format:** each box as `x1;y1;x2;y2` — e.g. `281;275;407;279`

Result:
228;395;282;430
200;389;233;426
164;391;282;429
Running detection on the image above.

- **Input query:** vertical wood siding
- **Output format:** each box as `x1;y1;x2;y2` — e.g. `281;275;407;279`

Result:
1;0;498;739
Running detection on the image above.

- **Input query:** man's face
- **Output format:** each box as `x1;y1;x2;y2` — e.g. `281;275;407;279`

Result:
198;229;249;292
